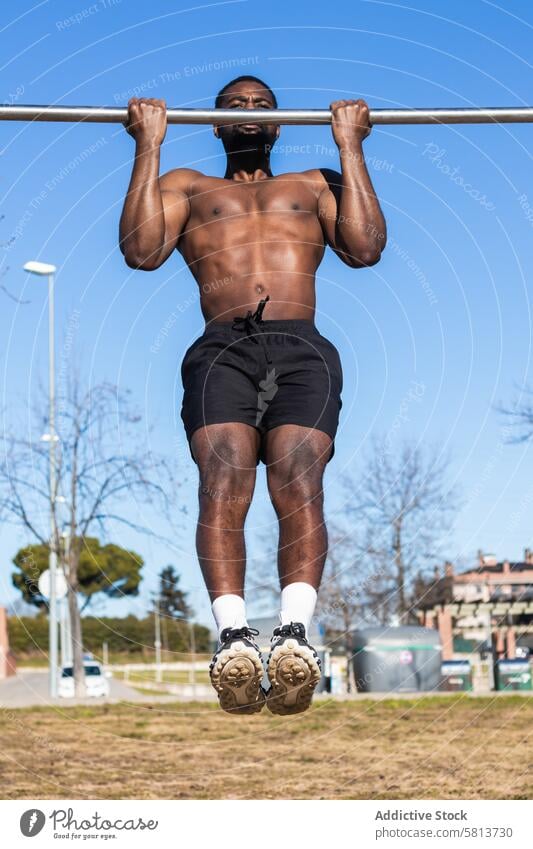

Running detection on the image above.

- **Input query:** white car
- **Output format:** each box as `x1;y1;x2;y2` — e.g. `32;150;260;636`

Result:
58;662;111;698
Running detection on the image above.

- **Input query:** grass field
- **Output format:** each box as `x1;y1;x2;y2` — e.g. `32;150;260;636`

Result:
1;695;533;800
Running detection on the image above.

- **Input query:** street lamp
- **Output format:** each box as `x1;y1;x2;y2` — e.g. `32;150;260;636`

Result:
154;596;162;684
175;611;197;699
154;601;197;696
24;260;58;698
60;529;72;669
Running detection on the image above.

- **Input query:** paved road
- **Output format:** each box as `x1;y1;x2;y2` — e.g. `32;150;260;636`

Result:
0;671;175;708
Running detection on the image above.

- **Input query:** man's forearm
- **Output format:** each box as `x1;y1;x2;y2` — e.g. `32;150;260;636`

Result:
335;144;386;264
119;142;166;267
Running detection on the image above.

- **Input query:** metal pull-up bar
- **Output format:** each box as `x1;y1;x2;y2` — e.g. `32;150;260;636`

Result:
1;105;533;125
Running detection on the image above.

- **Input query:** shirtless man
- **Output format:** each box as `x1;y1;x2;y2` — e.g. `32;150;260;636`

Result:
120;75;386;715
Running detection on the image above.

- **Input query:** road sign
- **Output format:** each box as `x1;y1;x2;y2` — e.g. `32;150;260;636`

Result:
38;568;68;600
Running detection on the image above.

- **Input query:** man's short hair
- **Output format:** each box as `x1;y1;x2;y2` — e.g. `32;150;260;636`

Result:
215;76;278;109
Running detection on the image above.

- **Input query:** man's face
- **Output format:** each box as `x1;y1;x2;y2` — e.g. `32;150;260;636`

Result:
214;80;280;152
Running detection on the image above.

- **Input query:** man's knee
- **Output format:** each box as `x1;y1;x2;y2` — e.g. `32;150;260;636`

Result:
196;437;255;512
267;446;326;514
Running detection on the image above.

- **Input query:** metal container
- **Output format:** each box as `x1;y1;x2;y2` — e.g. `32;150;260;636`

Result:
494;659;532;691
440;659;473;692
352;626;442;693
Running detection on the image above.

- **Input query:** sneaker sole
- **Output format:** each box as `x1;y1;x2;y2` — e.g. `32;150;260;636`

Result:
266;640;321;715
210;642;265;715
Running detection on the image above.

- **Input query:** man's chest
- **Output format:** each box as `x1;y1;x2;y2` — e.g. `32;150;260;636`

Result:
187;176;319;223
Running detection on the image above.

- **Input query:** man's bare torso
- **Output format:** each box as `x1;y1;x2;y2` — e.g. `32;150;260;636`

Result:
120;89;384;326
168;167;333;322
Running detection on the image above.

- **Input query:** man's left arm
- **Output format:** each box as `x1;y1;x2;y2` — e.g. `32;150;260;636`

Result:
318;99;387;268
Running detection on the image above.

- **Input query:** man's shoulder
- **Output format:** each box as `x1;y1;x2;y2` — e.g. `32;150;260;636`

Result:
159;167;210;194
279;168;342;195
303;167;342;185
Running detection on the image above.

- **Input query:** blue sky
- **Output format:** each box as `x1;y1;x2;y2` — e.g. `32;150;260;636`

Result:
1;0;533;627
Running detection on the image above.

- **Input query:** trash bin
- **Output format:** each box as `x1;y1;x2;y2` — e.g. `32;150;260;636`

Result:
352;626;442;693
440;659;473;692
494;658;532;691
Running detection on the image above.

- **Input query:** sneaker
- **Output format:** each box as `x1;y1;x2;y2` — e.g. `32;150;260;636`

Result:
209;626;266;715
265;622;321;715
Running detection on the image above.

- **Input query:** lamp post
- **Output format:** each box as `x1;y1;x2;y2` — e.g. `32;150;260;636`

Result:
188;617;197;700
24;260;58;698
60;529;72;668
175;611;197;699
154;597;162;684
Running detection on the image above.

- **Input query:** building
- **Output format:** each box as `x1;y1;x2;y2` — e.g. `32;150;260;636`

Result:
417;549;533;660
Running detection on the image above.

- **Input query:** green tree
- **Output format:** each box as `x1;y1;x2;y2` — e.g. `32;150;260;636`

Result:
157;565;191;619
155;565;194;657
8;614;211;658
12;537;143;611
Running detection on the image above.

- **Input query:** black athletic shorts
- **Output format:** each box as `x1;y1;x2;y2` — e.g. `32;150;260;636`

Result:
180;302;343;465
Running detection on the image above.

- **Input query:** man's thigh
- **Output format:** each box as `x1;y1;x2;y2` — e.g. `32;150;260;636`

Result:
259;333;342;460
181;332;263;456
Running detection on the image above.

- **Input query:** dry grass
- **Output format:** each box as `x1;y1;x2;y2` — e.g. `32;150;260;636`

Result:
1;696;532;799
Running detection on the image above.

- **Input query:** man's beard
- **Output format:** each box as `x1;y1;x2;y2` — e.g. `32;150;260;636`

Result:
225;126;274;153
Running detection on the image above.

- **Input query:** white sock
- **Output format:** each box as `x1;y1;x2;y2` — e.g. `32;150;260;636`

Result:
280;582;318;634
211;594;248;638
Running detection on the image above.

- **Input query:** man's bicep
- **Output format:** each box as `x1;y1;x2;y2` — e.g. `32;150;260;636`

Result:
159;169;193;251
160;188;190;246
318;187;338;245
316;171;361;267
316;169;342;243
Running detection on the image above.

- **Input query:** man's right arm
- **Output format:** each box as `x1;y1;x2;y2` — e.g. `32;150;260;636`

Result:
119;97;194;270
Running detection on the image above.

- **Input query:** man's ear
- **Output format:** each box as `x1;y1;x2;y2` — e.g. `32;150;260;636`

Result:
275;126;280;141
213;125;220;138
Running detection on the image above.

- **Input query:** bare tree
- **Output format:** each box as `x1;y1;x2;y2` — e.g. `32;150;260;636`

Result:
0;218;31;302
247;501;397;630
343;438;459;623
499;387;533;443
0;374;180;695
242;439;457;649
317;520;400;691
318;525;378;631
